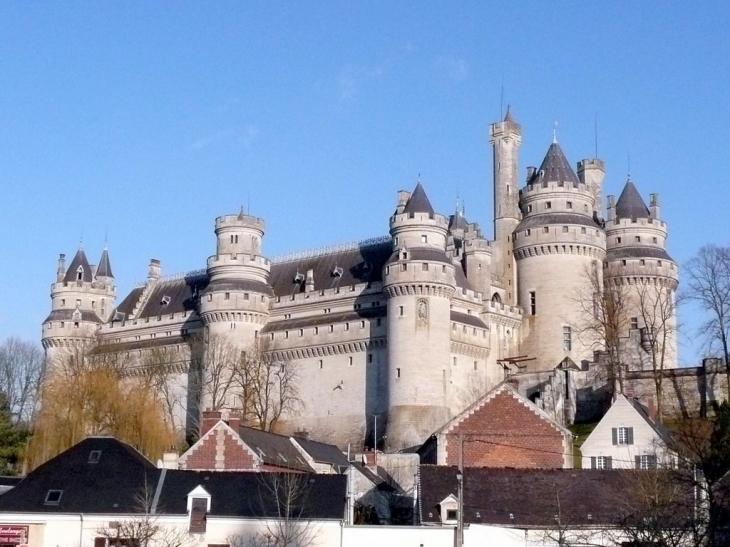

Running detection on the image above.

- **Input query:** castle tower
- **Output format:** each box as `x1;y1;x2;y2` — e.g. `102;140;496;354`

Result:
383;183;457;450
199;210;273;347
42;246;117;368
514;141;606;370
489;107;521;305
605;180;679;371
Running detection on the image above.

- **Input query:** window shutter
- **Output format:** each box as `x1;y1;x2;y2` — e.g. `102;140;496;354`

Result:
611;428;617;445
649;455;657;469
635;455;641;469
606;456;612;470
627;427;634;445
94;539;106;547
591;456;596;469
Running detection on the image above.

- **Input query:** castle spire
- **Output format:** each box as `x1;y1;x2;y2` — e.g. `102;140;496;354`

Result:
403;182;435;216
504;104;514;122
533;141;580;186
63;248;93;283
615;179;650;220
96;246;114;279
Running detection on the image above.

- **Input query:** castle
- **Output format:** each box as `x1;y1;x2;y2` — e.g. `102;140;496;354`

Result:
42;109;679;450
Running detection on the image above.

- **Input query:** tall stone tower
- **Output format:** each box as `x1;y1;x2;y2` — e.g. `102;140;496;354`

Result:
489;107;521;305
383;183;456;450
42;247;116;367
514;141;606;370
199;210;273;347
605;180;679;370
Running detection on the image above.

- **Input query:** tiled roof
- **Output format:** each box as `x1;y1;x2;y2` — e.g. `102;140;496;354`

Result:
403;183;435;216
615;180;650;220
0;437;159;514
529;142;580;186
62;249;93;283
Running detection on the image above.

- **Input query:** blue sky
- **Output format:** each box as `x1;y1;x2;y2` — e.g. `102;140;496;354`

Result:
1;2;728;365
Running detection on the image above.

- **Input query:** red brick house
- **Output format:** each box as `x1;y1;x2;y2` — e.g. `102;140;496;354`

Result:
178;411;351;473
418;382;573;468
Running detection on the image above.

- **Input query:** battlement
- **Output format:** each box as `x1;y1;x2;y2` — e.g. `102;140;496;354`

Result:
521;179;591;197
51;280;116;296
605;216;667;231
215;213;265;231
207;253;271;272
463;238;492;253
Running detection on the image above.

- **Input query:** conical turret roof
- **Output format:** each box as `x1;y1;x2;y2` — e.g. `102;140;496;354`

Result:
532;142;580;186
96;247;114;279
63;248;93;283
504;105;514;122
615;180;650;220
403;182;435;216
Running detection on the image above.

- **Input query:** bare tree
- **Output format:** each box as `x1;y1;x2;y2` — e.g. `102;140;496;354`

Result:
633;279;677;421
227;473;320;547
573;262;631;398
203;332;239;412
685;245;730;400
0;337;44;424
143;347;188;438
234;339;301;432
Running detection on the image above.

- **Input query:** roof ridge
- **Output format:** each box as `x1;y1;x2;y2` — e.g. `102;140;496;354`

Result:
269;235;391;264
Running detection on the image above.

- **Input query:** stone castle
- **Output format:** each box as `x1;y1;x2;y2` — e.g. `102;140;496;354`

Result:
42;109;679;450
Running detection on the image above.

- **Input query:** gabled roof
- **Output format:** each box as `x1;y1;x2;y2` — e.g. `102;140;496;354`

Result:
292;437;350;472
236;426;314;472
402;183;435;216
628;397;674;447
0;437;159;513
62;248;93;283
96;247;114;279
615;180;650;220
530;142;580;186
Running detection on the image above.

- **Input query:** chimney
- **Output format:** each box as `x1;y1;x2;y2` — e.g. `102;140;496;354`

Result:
294;429;310;440
396;190;411;214
57;253;66;282
226;411;241;433
626;386;634;400
199;409;222;438
649;193;660;219
148;259;161;284
305;268;314;293
647;396;657;422
606;195;616;222
526;166;537;182
161;451;179;469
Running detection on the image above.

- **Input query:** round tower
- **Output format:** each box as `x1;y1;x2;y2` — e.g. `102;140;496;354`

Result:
605;180;679;370
42;247;117;369
489;106;521;305
383;183;456;450
199;210;273;346
514;142;606;370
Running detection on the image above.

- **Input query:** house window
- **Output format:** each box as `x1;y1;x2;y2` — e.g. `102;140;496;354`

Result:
529;291;536;315
189;497;208;533
45;489;63;505
630;317;638;330
638;455;657;470
446;509;458;520
613;426;633;445
563;326;572;351
592;456;612;470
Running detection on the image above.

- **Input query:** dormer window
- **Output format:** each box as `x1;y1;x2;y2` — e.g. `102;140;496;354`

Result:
187;486;211;534
76;266;84;281
160;295;171;306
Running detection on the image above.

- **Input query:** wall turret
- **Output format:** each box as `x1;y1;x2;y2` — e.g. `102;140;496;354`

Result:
577;158;605;217
42;246;117;368
489;107;521;305
514;141;606;370
199;211;273;346
383;183;456;449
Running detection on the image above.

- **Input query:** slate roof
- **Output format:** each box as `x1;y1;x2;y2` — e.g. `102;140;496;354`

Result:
237;426;314;472
402;183;435;216
529;142;580;186
606;246;673;262
450;311;487;329
516;212;602;232
448;210;469;232
0;437;159;514
628;397;675;447
157;470;346;519
269;242;392;297
419;466;682;526
292;437;350;472
62;248;94;283
385;248;453;266
615;180;650;220
96;248;114;278
114;275;207;320
42;309;103;324
260;308;385;333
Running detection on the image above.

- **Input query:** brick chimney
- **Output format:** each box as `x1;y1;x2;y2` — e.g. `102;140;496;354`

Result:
200;410;222;438
647;396;657;422
226;412;241;433
294;430;310;440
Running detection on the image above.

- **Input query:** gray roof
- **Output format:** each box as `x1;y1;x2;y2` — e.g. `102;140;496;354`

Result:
448;210;469;232
202;279;274;297
615;180;650;220
529;142;580;186
516;212;601;232
450;311;487;329
628;397;674;447
114;275;207;320
606;246;673;262
293;437;350;472
236;426;314;472
260;308;384;333
96;248;113;278
43;309;103;324
385;248;453;266
403;183;435;216
62;249;93;283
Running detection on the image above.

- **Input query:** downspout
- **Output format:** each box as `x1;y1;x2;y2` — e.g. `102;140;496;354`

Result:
79;513;84;547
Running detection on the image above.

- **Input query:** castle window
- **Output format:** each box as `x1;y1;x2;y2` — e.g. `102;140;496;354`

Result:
314;327;319;335
270;333;274;340
453;357;457;367
653;237;658;244
376;318;382;327
329;325;334;333
616;237;622;244
529;291;536;315
348;357;353;366
61;299;65;306
542;181;548;189
395;237;399;245
658;261;663;267
60;322;65;328
631;317;638;329
562;226;568;233
368;354;373;364
474;361;478;371
543;227;549;234
299;329;303;337
345;323;350;331
640;259;645;265
581;227;586;234
74;322;79;328
76;299;81;308
225;293;230;300
319;360;323;369
442;265;447;273
545;201;552;209
558;180;564;187
622;260;627;266
230;235;234;244
422;263;429;271
421;235;428;243
566;201;573;209
76;266;84;281
563;326;572;351
452;323;456;331
386;266;390;275
91;301;96;309
401;264;407;272
399;306;404;316
635;236;641;242
360;321;365;328
526;229;531;236
244;293;249;300
396;368;401;378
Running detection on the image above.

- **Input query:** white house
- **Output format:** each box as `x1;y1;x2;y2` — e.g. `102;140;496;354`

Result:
580;394;675;470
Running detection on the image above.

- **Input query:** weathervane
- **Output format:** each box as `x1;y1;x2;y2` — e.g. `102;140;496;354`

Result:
552;120;558;144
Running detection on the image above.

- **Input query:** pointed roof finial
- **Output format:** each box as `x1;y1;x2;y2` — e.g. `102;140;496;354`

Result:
238;205;246;220
504;104;514;122
552;120;558;144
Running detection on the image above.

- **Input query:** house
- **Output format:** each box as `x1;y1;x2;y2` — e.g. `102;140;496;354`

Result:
178;410;350;473
0;436;347;547
418;381;573;468
580;393;675;469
